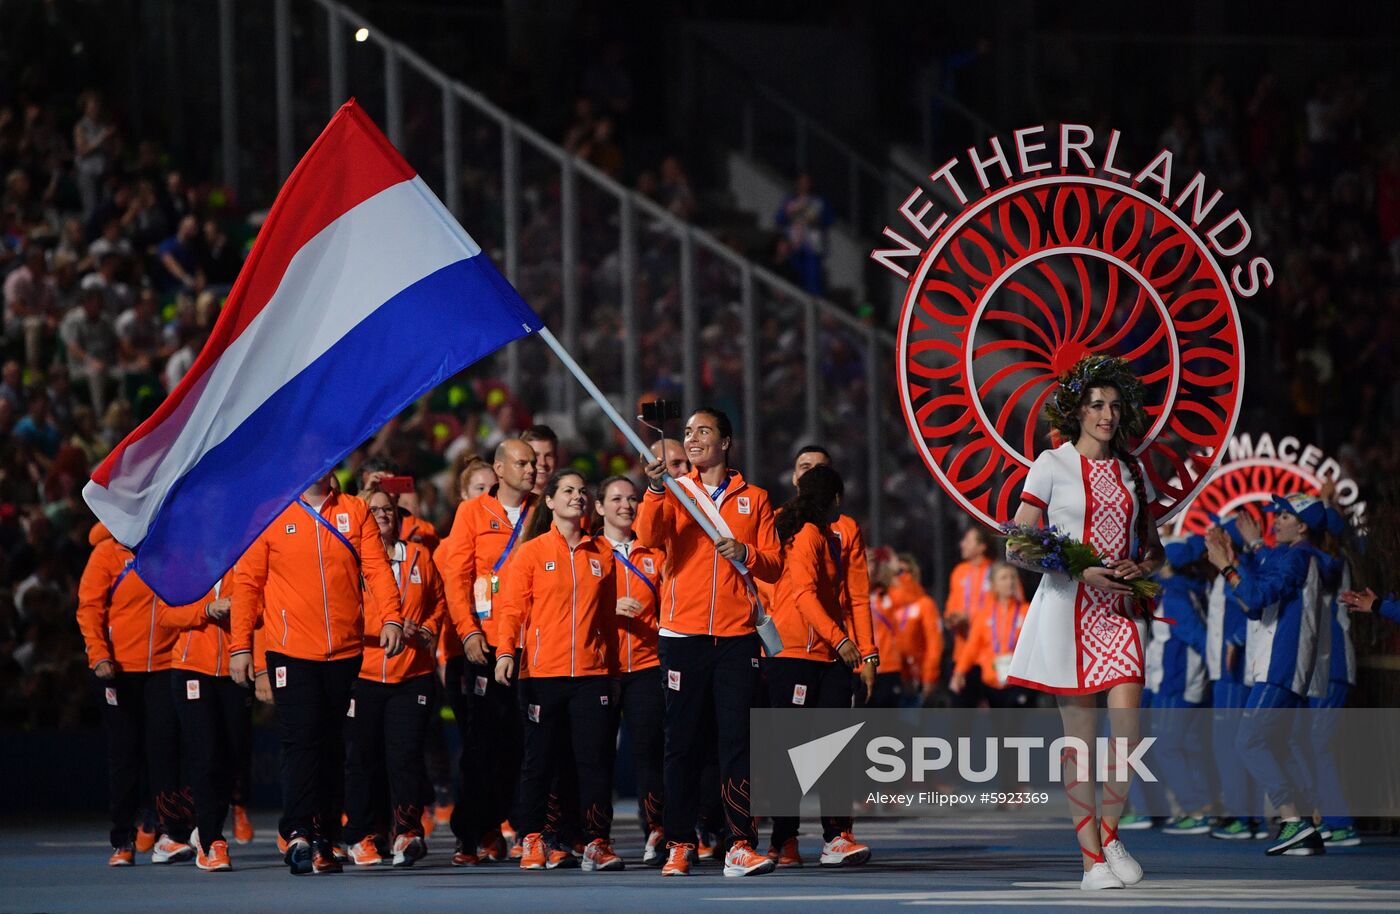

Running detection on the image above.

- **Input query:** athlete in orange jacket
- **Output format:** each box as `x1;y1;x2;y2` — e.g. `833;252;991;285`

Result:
431;438;536;865
763;465;870;868
163;576;246;870
637;407;778;878
345;486;448;869
951;561;1030;707
78;522;193;865
946;527;997;706
227;475;403;876
790;446;878;696
494;469;623;872
595;474;667;862
890;559;945;699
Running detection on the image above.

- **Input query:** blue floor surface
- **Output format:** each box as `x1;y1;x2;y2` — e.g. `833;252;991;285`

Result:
2;813;1396;913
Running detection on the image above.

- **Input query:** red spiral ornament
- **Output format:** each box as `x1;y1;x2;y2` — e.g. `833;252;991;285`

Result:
897;176;1245;528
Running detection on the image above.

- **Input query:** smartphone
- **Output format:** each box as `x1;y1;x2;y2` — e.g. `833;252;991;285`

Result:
641;399;682;423
378;475;415;495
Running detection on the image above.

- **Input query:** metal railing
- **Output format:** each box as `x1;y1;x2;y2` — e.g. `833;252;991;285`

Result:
199;0;967;577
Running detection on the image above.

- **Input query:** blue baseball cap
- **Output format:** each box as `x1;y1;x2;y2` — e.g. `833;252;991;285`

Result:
1207;511;1245;548
1163;534;1206;568
1270;493;1327;531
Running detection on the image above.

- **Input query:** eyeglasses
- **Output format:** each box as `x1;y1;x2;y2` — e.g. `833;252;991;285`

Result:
369;506;396;516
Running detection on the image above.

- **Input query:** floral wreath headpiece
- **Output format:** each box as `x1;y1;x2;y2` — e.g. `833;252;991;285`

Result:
1043;355;1148;442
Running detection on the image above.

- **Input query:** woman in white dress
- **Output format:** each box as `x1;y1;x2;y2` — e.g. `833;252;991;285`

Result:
1004;355;1164;891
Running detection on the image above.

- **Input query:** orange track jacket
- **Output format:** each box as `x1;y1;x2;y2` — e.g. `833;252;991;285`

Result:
230;493;402;663
633;468;781;637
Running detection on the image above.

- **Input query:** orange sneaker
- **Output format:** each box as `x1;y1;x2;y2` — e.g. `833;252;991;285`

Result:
434;802;454;826
391;834;427;868
312;840;343;874
581;838;624;872
349;836;383;866
643;828;665;866
108;844;135;867
770;837;803;868
519;833;546;870
277;833;289;855
723;840;775;877
196;839;232;872
232;806;254;845
451;842;480;866
661;841;694;876
477;828;506;862
819;832;870;867
696;830;717;861
151;835;194;865
546;842;579;869
135;826;156;854
421;810;436;838
501;819;517;844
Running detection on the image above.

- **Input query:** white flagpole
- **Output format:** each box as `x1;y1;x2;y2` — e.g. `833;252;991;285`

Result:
536;326;740;566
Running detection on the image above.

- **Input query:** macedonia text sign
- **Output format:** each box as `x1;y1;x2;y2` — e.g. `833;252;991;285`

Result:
1171;431;1365;535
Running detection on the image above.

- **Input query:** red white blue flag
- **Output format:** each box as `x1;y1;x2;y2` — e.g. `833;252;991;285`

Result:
83;100;539;603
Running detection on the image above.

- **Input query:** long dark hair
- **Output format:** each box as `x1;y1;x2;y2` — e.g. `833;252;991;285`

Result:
775;464;843;549
523;469;588;542
1114;442;1153;559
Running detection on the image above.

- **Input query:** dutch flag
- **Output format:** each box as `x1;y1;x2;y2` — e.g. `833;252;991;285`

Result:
83;100;540;605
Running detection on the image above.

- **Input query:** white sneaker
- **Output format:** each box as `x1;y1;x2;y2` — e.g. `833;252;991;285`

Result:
1081;861;1125;890
1102;839;1142;885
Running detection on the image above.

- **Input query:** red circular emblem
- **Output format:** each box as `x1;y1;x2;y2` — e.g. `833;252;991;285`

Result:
897;176;1245;528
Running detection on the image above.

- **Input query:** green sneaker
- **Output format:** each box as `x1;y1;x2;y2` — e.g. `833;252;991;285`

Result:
1211;818;1252;840
1163;815;1210;835
1266;819;1321;856
1117;814;1154;831
1324;826;1360;847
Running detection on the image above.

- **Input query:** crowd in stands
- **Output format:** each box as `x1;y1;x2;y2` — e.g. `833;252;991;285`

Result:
3;45;1400;735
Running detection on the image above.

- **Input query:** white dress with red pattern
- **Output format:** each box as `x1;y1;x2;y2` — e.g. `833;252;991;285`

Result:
1005;442;1151;695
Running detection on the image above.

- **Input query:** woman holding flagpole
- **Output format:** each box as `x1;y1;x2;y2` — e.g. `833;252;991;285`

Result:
1004;355;1163;891
637;406;782;878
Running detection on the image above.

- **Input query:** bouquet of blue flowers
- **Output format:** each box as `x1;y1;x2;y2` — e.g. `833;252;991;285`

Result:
1000;521;1162;605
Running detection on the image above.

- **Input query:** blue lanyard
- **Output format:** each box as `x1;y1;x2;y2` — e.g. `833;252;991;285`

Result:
109;561;134;602
825;532;844;578
991;601;1021;654
298;499;361;568
613;546;660;604
492;502;530;575
706;476;732;504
